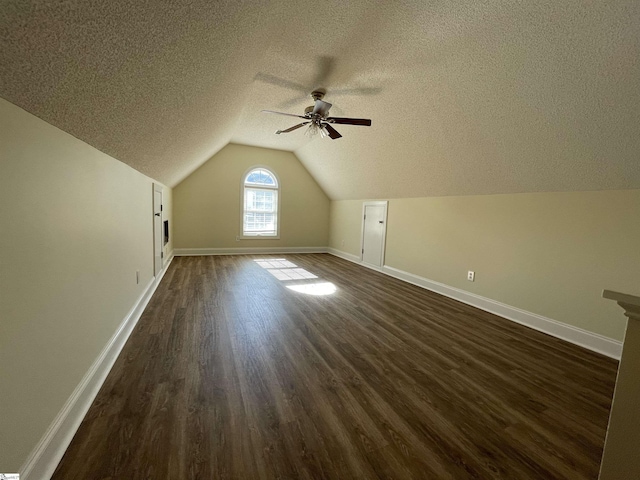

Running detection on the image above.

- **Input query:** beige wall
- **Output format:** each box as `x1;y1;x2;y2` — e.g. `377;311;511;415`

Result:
173;143;329;249
330;190;640;341
0;98;172;471
329;200;366;256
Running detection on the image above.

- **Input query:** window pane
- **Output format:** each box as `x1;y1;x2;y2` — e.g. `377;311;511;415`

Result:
244;212;276;233
245;189;275;212
245;168;276;187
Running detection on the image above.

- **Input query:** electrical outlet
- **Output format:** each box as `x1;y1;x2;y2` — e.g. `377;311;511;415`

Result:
136;270;140;284
236;235;240;242
467;271;475;282
341;239;345;247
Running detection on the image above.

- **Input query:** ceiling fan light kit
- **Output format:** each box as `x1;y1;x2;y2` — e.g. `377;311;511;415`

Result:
262;91;371;140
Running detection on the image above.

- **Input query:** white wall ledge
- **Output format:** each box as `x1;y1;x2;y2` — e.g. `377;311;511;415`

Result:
600;289;640;479
603;290;640;314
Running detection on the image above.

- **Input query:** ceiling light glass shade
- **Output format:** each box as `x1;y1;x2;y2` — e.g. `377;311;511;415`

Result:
306;123;319;136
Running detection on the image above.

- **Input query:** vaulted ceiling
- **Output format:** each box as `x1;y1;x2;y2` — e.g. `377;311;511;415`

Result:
1;0;639;199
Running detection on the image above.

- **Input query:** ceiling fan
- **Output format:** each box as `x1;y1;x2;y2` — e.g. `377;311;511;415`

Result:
254;56;382;110
261;91;371;140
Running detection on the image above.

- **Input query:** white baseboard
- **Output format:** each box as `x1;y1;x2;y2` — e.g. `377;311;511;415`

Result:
20;255;175;480
327;247;361;264
327;247;386;273
174;246;328;256
328;249;622;360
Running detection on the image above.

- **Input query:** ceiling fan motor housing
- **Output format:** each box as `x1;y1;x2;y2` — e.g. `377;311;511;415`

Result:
311;90;325;101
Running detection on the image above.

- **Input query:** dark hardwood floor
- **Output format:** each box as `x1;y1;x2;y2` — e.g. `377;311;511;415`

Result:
52;254;618;479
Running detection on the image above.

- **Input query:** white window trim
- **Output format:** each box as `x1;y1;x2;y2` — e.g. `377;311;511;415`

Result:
239;166;281;239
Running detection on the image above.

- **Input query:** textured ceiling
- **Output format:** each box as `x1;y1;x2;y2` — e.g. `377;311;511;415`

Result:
1;0;639;199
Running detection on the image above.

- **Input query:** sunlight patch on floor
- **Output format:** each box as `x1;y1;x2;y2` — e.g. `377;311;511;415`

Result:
254;258;336;296
286;282;337;296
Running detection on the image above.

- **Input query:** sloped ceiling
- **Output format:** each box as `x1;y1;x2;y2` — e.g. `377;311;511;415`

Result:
1;0;639;199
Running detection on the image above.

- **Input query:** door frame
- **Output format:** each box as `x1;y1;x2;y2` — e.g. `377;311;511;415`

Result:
153;183;164;276
360;200;389;267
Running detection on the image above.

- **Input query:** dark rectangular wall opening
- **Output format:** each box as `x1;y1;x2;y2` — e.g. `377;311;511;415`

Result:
163;220;169;245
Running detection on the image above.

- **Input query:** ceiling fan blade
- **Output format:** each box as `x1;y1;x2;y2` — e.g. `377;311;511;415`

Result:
275;122;310;134
323;123;342;139
262;110;307;119
254;73;309;93
312;99;332;117
312;56;336;88
276;96;309;110
326;117;372;126
329;86;382;97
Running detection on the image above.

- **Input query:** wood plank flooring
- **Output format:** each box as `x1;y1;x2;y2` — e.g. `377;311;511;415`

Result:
52;254;618;479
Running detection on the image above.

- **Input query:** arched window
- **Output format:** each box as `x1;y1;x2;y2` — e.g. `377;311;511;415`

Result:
242;167;279;237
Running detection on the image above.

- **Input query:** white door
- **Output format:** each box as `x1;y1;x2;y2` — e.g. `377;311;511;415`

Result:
153;185;163;276
361;202;388;267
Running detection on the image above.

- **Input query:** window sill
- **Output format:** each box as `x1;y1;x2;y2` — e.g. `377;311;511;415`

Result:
238;235;280;240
